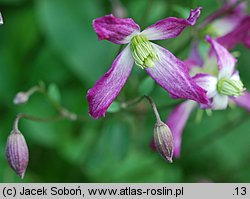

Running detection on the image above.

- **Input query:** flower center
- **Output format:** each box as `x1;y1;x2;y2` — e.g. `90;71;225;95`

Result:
130;35;159;69
217;78;245;96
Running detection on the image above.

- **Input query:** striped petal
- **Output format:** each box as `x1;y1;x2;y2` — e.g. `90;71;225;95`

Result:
146;43;209;104
217;16;250;49
93;14;140;44
193;73;217;99
207;0;246;37
141;7;202;41
206;35;237;78
87;45;134;119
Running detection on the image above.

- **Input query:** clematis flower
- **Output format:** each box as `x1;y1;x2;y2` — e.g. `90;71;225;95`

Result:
202;0;250;49
217;16;250;49
87;8;209;119
166;35;250;158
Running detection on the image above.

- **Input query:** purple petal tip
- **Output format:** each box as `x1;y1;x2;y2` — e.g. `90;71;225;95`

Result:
93;14;140;44
188;7;202;25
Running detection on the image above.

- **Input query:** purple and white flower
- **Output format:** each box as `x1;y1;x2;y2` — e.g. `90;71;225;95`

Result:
166;36;249;158
204;0;250;49
87;8;209;119
217;16;250;49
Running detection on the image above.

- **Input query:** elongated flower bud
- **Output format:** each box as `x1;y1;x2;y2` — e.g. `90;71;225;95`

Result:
6;130;29;179
154;121;174;163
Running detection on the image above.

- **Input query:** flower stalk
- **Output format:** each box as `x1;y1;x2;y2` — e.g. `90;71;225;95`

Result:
145;95;174;163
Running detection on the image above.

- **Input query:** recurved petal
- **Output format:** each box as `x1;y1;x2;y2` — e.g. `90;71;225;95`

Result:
145;43;209;104
140;7;202;41
93;14;140;44
166;100;196;158
206;35;237;78
231;91;250;112
87;45;134;119
193;73;218;99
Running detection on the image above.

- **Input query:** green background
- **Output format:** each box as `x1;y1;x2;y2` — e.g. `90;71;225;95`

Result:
0;0;249;182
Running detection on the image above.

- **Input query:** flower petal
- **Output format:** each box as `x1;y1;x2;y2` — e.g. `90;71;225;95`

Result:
206;0;246;36
231;70;240;81
231;91;250;112
211;94;229;110
184;40;203;70
217;16;250;49
193;73;217;98
244;33;250;48
206;35;237;78
140;7;202;41
87;45;134;119
145;43;209;104
0;12;3;25
93;14;140;44
166;100;196;158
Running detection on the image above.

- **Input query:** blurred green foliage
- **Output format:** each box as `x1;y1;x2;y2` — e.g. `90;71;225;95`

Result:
0;0;249;182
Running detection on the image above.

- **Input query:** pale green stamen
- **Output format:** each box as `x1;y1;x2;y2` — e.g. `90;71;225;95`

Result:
217;78;245;96
130;35;159;69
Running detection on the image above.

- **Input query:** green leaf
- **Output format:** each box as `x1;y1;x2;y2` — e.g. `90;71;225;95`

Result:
139;76;155;95
35;0;116;85
85;119;131;176
107;101;120;113
48;83;61;103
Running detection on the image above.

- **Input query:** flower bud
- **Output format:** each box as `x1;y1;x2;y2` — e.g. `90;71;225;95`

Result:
13;92;29;104
154;121;174;163
6;130;29;179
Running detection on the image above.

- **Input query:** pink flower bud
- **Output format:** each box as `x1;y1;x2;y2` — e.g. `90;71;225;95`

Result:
13;92;29;104
154;121;174;163
6;130;29;179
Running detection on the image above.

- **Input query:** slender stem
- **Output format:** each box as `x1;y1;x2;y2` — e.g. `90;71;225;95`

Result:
121;96;182;115
120;96;145;109
13;114;22;132
34;84;85;122
144;95;161;124
13;113;63;132
26;86;41;96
